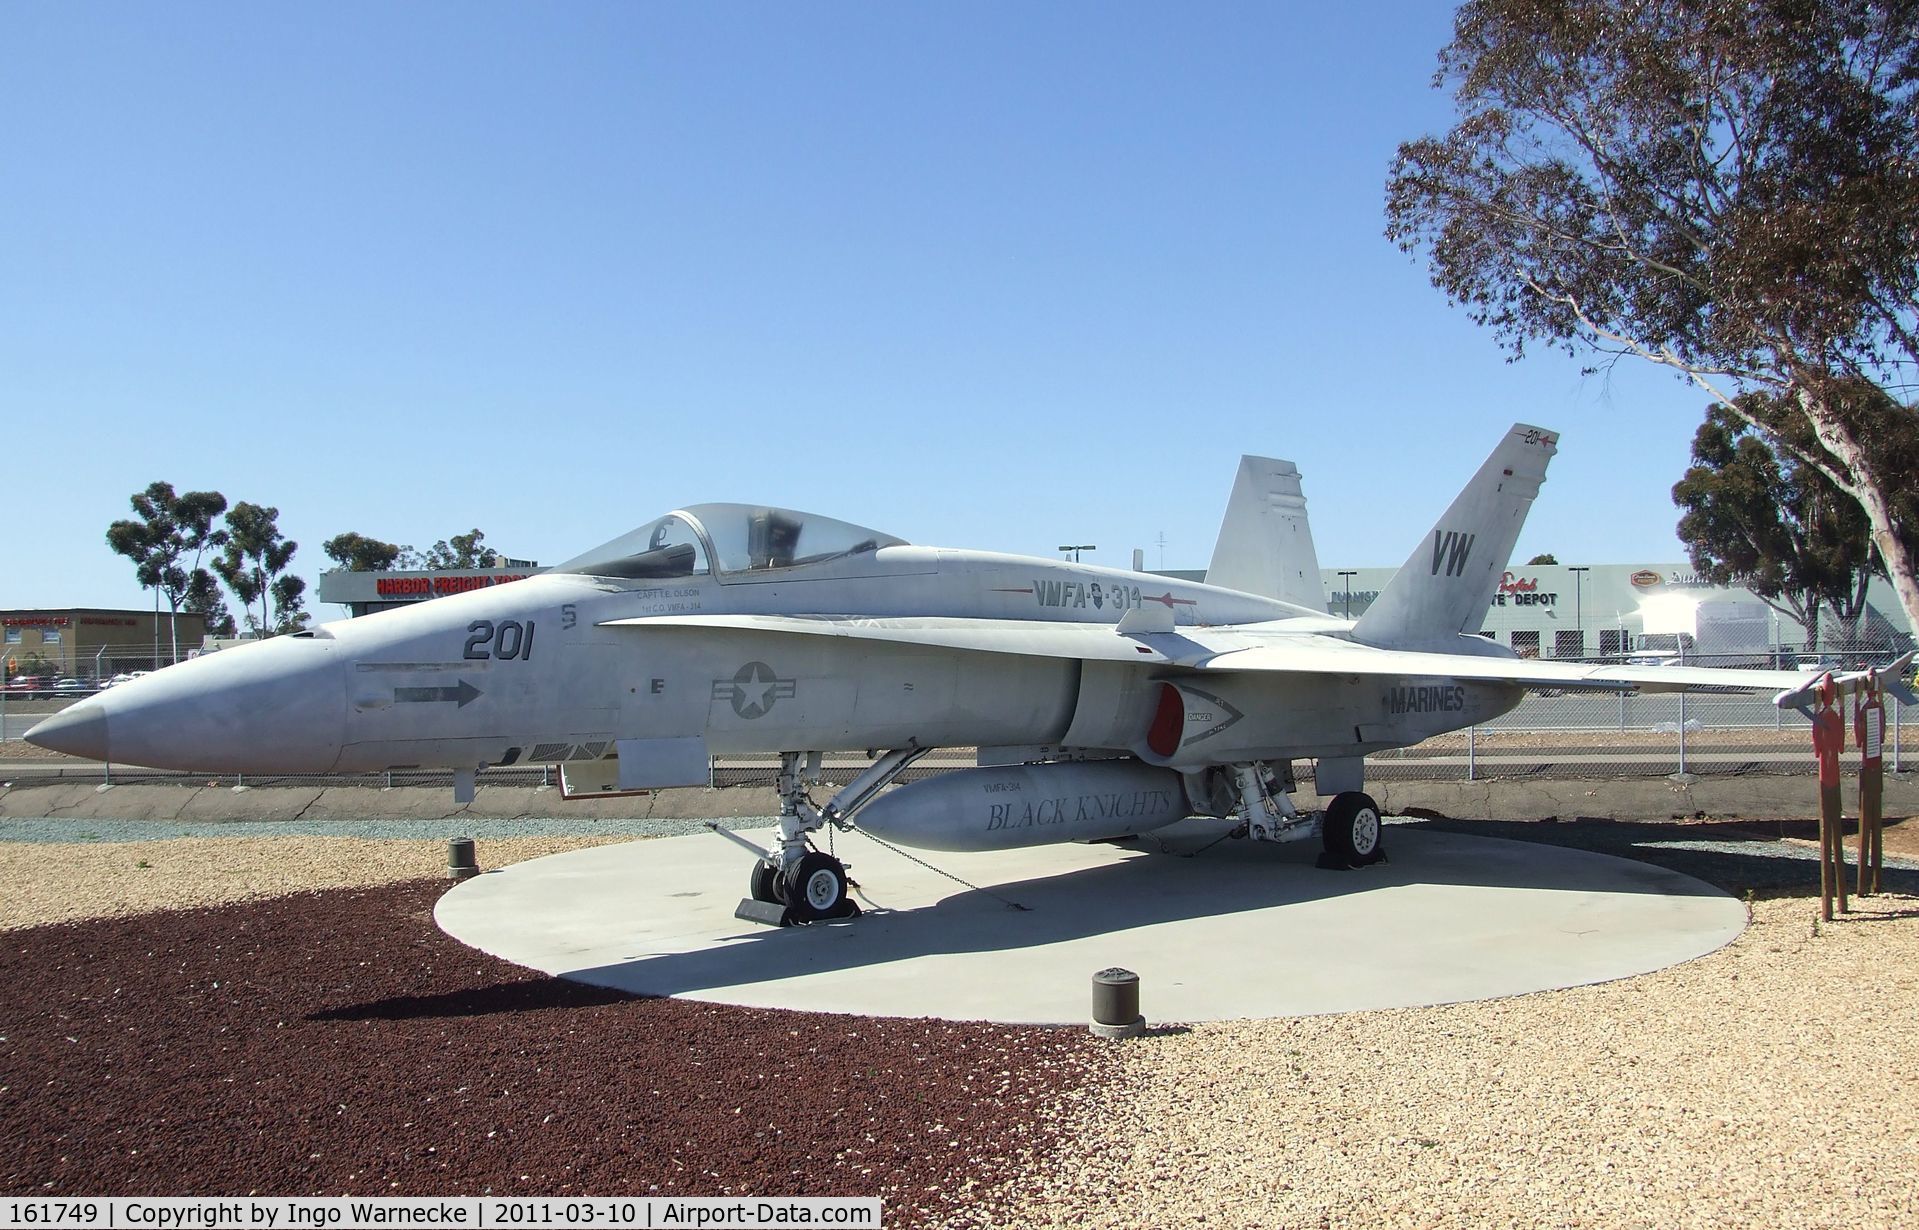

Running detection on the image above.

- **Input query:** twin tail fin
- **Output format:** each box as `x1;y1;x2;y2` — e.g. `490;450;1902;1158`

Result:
1351;424;1558;649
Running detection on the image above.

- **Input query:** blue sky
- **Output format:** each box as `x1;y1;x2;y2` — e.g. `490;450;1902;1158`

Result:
3;3;1715;614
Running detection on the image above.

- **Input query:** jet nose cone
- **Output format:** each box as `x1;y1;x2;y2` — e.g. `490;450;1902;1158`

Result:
24;702;109;761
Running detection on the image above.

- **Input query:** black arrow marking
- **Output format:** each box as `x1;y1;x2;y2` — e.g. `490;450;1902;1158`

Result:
395;680;482;708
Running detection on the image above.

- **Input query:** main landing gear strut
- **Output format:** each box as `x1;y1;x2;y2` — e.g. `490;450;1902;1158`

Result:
1224;761;1385;869
716;747;930;926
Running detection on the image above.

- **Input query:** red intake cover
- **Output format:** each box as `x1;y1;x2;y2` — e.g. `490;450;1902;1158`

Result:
1147;682;1184;758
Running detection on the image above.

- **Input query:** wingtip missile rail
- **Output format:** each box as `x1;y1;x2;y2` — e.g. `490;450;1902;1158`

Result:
1773;651;1918;719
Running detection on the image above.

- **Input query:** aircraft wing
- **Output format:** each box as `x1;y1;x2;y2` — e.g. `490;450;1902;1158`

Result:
605;614;1910;705
1205;642;1918;709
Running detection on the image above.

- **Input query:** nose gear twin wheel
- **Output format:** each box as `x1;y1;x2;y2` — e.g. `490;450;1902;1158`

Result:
784;851;857;923
749;860;784;905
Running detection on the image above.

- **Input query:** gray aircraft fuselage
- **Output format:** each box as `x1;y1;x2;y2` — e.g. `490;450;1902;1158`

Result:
55;539;1524;778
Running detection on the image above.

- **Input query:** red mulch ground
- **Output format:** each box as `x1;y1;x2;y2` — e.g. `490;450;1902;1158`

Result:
0;880;1100;1226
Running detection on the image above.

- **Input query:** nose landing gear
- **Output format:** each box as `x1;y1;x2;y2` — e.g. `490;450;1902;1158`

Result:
721;746;931;926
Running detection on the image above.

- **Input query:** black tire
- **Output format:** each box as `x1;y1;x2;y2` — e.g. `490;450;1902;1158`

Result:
1323;791;1384;865
749;860;783;904
783;851;849;922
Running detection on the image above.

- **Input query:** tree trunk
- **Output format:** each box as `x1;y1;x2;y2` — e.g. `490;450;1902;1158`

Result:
1800;390;1919;656
1836;570;1873;651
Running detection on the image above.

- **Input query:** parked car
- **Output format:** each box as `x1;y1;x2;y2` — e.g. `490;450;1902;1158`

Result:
4;675;49;699
51;678;92;697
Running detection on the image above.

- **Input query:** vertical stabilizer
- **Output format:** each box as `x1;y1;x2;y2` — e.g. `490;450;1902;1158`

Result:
1205;456;1326;612
1352;424;1558;648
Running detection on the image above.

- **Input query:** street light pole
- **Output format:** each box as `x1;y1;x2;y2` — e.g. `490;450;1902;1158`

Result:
1338;570;1359;619
1568;566;1590;658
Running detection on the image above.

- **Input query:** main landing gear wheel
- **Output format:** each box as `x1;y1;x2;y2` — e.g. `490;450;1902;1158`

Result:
1323;791;1385;867
783;851;859;924
749;860;784;905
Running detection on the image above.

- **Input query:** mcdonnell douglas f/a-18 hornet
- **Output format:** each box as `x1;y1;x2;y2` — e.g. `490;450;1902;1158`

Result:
30;424;1911;924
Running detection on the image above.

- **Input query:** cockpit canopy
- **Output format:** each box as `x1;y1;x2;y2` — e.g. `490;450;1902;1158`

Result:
554;503;907;580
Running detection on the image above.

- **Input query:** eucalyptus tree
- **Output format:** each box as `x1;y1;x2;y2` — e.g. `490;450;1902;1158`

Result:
323;532;403;572
104;482;229;660
183;568;237;639
1672;396;1887;648
214;502;300;637
419;528;498;570
1388;0;1919;639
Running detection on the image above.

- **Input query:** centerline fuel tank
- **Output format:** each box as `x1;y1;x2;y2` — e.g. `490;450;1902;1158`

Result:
854;758;1194;852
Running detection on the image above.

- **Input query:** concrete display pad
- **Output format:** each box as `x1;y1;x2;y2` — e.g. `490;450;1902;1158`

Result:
434;822;1746;1023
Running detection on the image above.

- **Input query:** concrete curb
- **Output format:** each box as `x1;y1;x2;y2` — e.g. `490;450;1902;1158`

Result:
2;775;1912;825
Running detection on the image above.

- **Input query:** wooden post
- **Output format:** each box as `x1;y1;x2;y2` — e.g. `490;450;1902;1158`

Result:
1855;673;1885;897
1812;677;1845;922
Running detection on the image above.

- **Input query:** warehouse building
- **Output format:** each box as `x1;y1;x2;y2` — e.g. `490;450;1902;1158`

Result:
2;608;208;679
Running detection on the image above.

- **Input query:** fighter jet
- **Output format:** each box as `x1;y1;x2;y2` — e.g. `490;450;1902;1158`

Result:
28;424;1905;924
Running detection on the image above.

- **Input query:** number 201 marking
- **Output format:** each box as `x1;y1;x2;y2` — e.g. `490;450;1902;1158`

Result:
464;619;536;660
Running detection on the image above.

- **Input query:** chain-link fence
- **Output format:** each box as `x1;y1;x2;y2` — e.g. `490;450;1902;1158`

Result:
1368;645;1910;781
1;648;221;736
2;649;204;694
1367;697;1904;781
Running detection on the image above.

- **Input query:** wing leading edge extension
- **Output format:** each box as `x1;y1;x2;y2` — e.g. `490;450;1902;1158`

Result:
599;613;1193;663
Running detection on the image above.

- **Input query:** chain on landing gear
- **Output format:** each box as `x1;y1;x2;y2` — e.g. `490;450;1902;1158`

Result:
723;747;931;925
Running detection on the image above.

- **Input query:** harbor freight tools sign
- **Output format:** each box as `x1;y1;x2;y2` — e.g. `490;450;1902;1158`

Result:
374;573;533;598
0;1197;883;1227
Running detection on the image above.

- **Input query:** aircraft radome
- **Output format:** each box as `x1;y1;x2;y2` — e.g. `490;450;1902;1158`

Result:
29;425;1911;925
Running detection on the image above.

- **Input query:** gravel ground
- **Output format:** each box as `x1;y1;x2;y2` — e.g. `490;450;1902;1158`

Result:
999;888;1919;1229
0;835;633;929
3;823;1917;1226
0;873;1100;1225
0;740;65;760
